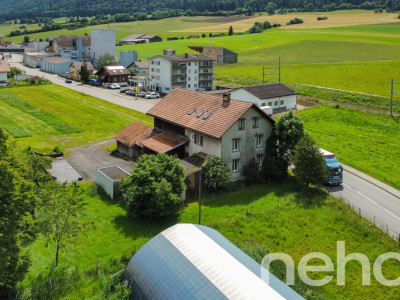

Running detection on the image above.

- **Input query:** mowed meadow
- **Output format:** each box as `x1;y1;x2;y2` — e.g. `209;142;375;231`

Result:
0;85;152;151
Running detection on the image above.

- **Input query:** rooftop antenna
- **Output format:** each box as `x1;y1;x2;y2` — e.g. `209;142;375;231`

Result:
108;14;110;29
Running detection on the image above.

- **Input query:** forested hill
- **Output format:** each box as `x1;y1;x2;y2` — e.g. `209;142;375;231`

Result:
0;0;399;20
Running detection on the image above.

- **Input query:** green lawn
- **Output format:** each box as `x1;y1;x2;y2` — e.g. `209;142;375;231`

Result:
299;104;400;190
20;180;400;299
0;85;153;151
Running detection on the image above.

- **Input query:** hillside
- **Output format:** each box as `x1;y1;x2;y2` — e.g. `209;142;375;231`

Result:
0;0;399;20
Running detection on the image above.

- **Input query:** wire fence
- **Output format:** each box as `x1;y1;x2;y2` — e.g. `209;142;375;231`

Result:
337;195;400;244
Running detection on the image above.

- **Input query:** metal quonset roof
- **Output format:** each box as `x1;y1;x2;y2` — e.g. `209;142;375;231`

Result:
124;224;304;300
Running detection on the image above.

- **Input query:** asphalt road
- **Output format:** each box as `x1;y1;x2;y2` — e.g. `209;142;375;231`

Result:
8;55;159;114
326;168;400;238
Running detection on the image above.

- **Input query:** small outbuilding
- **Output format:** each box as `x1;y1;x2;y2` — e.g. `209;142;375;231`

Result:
124;224;304;300
95;65;130;84
96;165;130;199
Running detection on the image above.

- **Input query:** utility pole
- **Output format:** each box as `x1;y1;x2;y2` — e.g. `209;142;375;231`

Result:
391;78;400;117
198;171;202;225
262;57;281;84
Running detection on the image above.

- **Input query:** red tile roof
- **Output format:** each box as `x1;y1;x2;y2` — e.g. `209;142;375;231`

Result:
0;60;11;73
141;131;189;153
114;122;159;147
147;88;274;139
70;61;94;71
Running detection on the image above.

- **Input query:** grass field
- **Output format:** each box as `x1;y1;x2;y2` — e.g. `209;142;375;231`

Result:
299;104;400;190
20;180;400;299
0;85;152;151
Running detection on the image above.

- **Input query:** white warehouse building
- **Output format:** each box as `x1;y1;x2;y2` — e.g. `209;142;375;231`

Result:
148;49;213;94
90;29;116;67
230;83;298;114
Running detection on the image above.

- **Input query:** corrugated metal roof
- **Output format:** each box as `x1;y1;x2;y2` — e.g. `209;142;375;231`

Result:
125;224;304;300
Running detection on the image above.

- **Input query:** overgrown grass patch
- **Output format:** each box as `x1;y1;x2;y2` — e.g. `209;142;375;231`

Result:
299;104;400;189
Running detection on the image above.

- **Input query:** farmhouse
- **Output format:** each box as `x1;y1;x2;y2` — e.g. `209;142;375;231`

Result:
115;88;274;178
119;34;162;44
0;60;11;87
230;83;297;113
47;35;91;59
127;61;149;76
69;61;94;81
188;46;238;64
95;65;130;84
148;49;213;94
124;224;303;300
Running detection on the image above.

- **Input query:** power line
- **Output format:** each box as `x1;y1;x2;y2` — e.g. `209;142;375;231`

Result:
263;57;280;84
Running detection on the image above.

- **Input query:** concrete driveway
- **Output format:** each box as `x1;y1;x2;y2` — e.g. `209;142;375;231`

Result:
66;140;135;181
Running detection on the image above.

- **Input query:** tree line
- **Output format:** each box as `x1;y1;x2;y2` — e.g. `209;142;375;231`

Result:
0;0;399;20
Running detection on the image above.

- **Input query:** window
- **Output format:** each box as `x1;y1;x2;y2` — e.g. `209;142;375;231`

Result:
194;133;203;146
274;101;278;106
252;117;259;128
188;69;191;74
280;99;285;105
194;84;197;88
188;84;191;88
256;134;263;148
232;138;240;152
195;69;198;73
268;102;272;106
238;118;245;130
232;159;239;172
188;62;191;66
261;102;266;106
194;76;197;81
188;77;191;81
256;154;264;167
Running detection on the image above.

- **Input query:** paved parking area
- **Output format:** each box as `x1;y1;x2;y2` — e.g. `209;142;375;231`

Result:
66;140;135;181
46;157;83;183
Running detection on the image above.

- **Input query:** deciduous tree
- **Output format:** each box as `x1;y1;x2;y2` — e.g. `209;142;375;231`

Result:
96;53;117;70
293;135;328;187
120;154;186;218
0;128;35;297
80;61;90;83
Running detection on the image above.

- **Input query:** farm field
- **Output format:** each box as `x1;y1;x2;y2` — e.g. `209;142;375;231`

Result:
20;180;400;299
0;85;153;151
299;104;400;190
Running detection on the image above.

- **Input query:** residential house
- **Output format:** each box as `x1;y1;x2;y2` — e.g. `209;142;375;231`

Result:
70;61;95;81
114;88;274;178
148;49;213;94
0;60;11;87
230;83;297;113
96;65;130;84
127;61;149;76
188;46;238;64
119;34;162;44
40;57;71;75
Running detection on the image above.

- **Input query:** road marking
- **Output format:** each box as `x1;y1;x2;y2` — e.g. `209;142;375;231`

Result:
356;191;377;205
384;209;400;221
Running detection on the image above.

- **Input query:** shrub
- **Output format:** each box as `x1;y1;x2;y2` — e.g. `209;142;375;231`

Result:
317;16;328;20
202;156;232;192
242;158;262;185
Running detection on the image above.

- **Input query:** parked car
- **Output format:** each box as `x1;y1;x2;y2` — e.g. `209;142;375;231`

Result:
65;79;72;83
89;79;101;86
138;91;148;98
145;92;161;99
127;90;137;96
105;83;113;89
114;83;121;89
110;84;119;89
120;88;131;93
